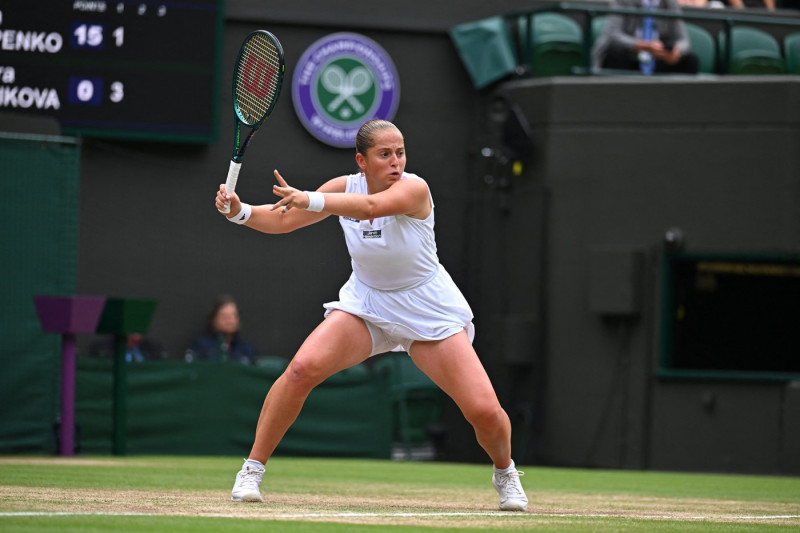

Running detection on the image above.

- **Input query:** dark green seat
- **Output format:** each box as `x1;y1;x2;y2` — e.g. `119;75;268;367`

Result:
518;12;585;77
450;16;518;89
685;23;717;74
719;26;785;75
591;16;608;48
784;32;800;74
373;352;444;449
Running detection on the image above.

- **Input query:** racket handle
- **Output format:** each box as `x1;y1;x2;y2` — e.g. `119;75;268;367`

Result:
220;160;242;214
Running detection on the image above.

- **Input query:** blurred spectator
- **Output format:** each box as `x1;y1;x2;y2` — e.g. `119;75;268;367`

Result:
89;333;164;363
185;295;258;364
728;0;775;9
592;0;700;74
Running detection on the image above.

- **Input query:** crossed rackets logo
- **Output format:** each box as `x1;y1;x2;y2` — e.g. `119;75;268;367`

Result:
317;60;374;121
292;32;400;148
320;64;372;118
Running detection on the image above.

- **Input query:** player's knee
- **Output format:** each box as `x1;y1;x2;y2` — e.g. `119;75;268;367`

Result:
284;358;325;391
466;403;507;433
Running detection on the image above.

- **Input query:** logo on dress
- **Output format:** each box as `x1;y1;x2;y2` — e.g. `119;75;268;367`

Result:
292;33;400;148
362;230;382;239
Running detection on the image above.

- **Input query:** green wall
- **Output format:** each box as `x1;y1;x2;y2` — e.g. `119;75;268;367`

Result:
0;133;81;452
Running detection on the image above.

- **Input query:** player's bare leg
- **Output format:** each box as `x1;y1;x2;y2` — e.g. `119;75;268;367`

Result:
232;311;372;502
409;331;528;511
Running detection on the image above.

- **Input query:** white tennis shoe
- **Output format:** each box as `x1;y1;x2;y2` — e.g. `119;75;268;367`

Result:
492;466;528;511
231;462;264;502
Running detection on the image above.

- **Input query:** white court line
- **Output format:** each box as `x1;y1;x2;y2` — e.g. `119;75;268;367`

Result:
1;511;799;521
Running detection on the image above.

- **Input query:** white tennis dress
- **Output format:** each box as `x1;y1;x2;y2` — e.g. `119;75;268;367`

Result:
323;172;475;355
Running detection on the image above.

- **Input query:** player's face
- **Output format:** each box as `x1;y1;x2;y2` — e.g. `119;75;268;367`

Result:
357;128;406;192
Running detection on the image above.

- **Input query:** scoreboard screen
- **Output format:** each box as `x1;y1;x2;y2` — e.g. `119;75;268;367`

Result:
0;0;223;143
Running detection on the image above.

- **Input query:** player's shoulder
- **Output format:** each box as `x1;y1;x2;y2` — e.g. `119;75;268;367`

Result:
401;172;430;193
319;175;350;193
401;172;428;186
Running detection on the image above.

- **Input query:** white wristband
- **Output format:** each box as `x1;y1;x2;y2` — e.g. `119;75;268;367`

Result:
305;191;325;212
227;203;251;224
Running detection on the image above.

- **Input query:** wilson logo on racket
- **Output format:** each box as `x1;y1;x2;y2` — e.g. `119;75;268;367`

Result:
242;54;278;99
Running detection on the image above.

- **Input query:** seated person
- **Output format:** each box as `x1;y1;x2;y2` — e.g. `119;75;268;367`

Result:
727;0;775;9
185;295;258;364
89;333;163;363
593;0;700;74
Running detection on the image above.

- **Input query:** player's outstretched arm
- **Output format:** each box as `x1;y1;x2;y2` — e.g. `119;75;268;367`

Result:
216;175;345;234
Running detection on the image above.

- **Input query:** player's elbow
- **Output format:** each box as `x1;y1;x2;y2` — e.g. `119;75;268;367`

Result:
360;198;379;220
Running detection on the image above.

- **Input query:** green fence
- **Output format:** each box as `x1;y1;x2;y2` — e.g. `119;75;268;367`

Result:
73;359;393;458
0;132;81;453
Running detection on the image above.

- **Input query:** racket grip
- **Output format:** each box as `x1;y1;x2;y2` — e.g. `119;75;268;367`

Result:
220;160;242;214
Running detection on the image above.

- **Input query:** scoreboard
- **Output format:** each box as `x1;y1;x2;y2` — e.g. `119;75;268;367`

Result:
0;0;223;143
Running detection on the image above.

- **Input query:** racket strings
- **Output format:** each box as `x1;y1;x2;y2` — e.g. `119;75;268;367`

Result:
235;33;282;125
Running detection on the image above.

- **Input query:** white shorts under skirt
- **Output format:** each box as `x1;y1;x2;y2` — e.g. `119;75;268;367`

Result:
323;266;475;356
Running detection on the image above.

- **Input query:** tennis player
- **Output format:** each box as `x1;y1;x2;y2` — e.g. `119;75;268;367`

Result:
215;119;528;511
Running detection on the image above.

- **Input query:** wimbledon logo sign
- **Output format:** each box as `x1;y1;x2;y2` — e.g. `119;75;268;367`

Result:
292;33;400;148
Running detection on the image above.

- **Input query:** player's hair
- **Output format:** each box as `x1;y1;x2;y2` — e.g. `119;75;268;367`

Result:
355;119;401;156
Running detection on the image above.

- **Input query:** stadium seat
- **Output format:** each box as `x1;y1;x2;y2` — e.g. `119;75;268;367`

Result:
591;15;608;47
373;352;444;452
518;12;585;77
685;23;717;74
784;32;800;74
254;355;289;371
718;26;786;75
450;16;519;89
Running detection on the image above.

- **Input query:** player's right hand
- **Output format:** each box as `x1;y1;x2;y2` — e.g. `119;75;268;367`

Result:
216;183;242;217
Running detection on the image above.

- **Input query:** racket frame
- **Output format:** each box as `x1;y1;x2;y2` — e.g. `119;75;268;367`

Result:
221;30;285;213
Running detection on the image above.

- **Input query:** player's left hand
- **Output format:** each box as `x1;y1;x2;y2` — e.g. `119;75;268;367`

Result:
271;169;310;213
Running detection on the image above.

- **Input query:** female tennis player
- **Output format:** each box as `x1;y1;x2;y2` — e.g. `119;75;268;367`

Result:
215;119;528;511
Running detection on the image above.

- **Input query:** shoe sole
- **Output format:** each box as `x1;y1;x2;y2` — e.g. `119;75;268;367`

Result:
499;500;528;511
231;493;263;503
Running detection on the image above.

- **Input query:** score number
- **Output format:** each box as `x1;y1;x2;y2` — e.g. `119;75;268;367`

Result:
68;78;124;105
69;22;124;105
71;23;124;49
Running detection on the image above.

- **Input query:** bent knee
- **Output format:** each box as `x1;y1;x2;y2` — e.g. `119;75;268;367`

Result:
283;358;326;391
464;403;508;432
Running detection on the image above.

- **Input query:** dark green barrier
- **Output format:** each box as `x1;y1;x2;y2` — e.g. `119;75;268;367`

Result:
0;133;81;453
74;359;392;458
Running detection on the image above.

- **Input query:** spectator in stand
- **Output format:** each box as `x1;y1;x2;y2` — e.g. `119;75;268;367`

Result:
592;0;700;74
89;333;164;363
185;295;258;364
728;0;775;10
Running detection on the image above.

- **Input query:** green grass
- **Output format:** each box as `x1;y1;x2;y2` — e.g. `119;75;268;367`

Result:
2;516;798;533
1;455;799;532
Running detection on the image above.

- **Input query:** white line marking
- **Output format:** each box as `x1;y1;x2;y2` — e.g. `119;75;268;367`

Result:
1;511;799;521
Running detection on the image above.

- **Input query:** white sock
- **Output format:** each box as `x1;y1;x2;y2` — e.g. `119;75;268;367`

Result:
494;460;516;474
244;459;264;470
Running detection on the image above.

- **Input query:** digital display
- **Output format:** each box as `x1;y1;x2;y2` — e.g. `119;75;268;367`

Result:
0;0;222;143
663;254;800;377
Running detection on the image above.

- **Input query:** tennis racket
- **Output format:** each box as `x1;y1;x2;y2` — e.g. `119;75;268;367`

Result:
220;30;285;213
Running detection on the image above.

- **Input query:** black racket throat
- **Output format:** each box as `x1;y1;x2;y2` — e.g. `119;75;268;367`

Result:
233;128;257;162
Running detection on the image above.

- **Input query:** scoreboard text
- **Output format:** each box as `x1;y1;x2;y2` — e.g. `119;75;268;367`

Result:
0;0;222;143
